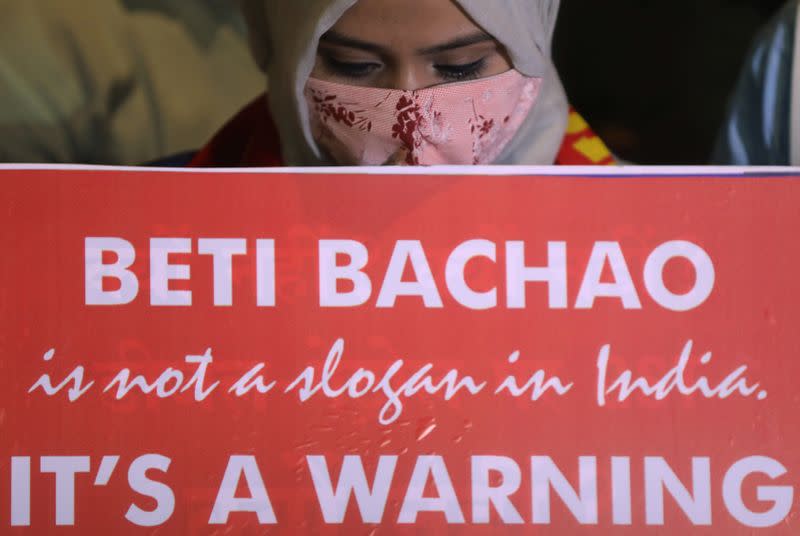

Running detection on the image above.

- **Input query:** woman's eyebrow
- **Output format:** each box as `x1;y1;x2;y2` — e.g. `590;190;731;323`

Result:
319;31;386;54
417;32;494;55
318;30;495;56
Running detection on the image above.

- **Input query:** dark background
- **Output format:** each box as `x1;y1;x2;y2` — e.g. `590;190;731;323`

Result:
554;0;790;164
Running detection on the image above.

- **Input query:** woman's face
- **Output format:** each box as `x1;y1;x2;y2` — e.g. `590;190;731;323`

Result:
311;0;513;90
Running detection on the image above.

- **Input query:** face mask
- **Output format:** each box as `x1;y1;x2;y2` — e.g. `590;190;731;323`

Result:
305;70;541;166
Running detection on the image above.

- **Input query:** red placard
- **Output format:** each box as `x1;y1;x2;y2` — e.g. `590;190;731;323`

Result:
1;166;799;534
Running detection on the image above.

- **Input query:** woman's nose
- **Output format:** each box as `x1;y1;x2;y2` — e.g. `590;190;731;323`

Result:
387;65;426;91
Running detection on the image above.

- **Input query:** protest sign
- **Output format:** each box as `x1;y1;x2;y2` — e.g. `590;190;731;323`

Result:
1;165;798;534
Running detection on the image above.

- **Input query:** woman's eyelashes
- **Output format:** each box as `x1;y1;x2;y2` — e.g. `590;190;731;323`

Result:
434;58;488;82
320;52;490;84
321;55;382;79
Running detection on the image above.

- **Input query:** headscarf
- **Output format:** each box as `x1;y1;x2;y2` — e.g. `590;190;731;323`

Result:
239;0;568;166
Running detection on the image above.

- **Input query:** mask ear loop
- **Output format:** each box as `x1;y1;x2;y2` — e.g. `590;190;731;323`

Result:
791;1;800;166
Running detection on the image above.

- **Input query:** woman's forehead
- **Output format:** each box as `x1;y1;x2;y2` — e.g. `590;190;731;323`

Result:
327;0;493;54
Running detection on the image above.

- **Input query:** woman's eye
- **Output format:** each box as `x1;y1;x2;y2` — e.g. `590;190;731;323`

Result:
435;58;487;82
322;55;381;79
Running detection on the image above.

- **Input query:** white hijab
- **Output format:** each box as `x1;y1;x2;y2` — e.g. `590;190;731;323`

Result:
240;0;568;166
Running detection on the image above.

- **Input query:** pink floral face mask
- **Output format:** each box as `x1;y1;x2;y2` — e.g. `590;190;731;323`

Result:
305;70;541;166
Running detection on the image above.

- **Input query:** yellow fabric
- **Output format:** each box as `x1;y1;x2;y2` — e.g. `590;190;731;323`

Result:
556;110;615;165
573;136;613;164
565;111;589;135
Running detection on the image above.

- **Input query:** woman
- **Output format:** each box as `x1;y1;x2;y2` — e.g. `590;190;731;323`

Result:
191;0;614;167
